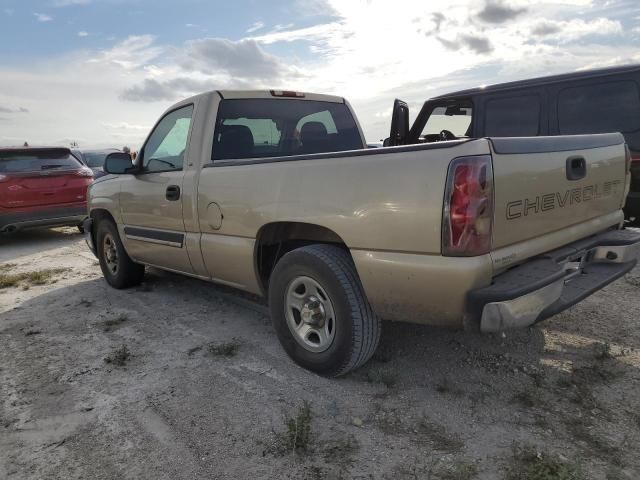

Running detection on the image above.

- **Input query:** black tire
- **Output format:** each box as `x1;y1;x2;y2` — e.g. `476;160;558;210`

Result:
96;219;145;289
268;244;381;377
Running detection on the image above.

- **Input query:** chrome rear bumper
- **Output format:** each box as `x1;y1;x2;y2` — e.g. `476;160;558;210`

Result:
469;229;640;332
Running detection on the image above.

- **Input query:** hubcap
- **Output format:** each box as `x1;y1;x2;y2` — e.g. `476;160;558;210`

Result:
285;276;336;353
103;233;118;275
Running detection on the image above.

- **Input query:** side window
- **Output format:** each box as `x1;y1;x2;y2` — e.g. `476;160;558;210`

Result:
485;95;540;137
558;81;640;135
142;105;194;172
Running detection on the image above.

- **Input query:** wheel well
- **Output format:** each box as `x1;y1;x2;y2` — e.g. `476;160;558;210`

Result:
89;209;116;245
255;222;348;293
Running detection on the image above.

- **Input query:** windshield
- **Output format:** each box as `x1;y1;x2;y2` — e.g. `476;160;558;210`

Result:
0;150;81;173
422;105;473;138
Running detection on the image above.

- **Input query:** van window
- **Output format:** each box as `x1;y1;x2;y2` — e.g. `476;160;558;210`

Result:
558;81;640;137
423;106;472;138
212;99;362;160
485;95;540;136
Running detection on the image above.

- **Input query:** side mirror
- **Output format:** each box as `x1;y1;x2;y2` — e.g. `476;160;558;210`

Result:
104;152;134;174
389;99;410;147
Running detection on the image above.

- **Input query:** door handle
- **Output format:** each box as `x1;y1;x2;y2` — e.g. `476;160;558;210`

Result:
566;156;586;181
166;185;181;201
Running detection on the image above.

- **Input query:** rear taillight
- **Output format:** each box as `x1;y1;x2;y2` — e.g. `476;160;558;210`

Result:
442;155;494;257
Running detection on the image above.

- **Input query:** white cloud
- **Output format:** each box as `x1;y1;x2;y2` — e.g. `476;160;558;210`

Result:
530;17;622;42
78;31;88;37
34;13;53;22
246;21;265;33
53;0;91;6
102;122;151;131
89;35;163;70
2;0;638;146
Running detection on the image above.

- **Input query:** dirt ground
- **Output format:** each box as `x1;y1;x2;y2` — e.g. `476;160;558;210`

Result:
1;228;639;480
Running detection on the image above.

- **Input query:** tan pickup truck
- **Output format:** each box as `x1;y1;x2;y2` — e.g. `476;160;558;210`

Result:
84;89;640;376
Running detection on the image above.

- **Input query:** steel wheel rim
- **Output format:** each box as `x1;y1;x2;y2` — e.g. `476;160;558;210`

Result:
285;275;336;353
103;233;118;275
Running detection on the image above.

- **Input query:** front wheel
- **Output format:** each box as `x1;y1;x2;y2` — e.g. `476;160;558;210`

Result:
268;244;381;377
96;219;145;289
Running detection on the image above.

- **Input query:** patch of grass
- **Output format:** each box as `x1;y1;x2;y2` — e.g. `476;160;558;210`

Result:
103;313;128;332
207;339;241;357
434;461;478;480
0;272;21;289
104;344;131;366
283;401;313;453
26;268;67;285
0;263;16;272
0;267;68;289
266;401;314;455
505;445;584;480
366;364;398;388
418;419;465;453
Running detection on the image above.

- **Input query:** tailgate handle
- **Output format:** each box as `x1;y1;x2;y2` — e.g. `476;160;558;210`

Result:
166;185;181;201
566;156;586;181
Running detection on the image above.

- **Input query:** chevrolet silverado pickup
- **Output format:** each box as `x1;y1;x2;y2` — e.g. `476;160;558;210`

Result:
83;89;640;376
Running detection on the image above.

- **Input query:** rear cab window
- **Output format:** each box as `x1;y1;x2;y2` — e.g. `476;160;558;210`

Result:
0;150;82;174
212;99;363;161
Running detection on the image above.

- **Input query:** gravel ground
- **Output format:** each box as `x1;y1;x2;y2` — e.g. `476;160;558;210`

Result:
1;227;639;479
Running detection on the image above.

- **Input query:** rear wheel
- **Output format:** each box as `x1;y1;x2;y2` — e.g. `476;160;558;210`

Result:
268;244;381;377
96;219;144;289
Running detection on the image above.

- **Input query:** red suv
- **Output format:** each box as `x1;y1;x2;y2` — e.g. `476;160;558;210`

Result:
0;147;93;234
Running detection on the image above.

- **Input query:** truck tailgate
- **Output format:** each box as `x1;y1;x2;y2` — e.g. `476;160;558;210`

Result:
490;134;628;250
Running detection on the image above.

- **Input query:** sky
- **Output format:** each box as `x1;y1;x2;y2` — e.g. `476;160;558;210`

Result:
0;0;639;148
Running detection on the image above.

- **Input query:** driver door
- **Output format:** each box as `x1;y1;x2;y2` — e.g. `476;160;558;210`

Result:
119;104;194;273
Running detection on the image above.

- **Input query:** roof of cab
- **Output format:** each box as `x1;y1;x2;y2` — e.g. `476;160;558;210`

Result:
217;90;345;103
430;63;640;101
